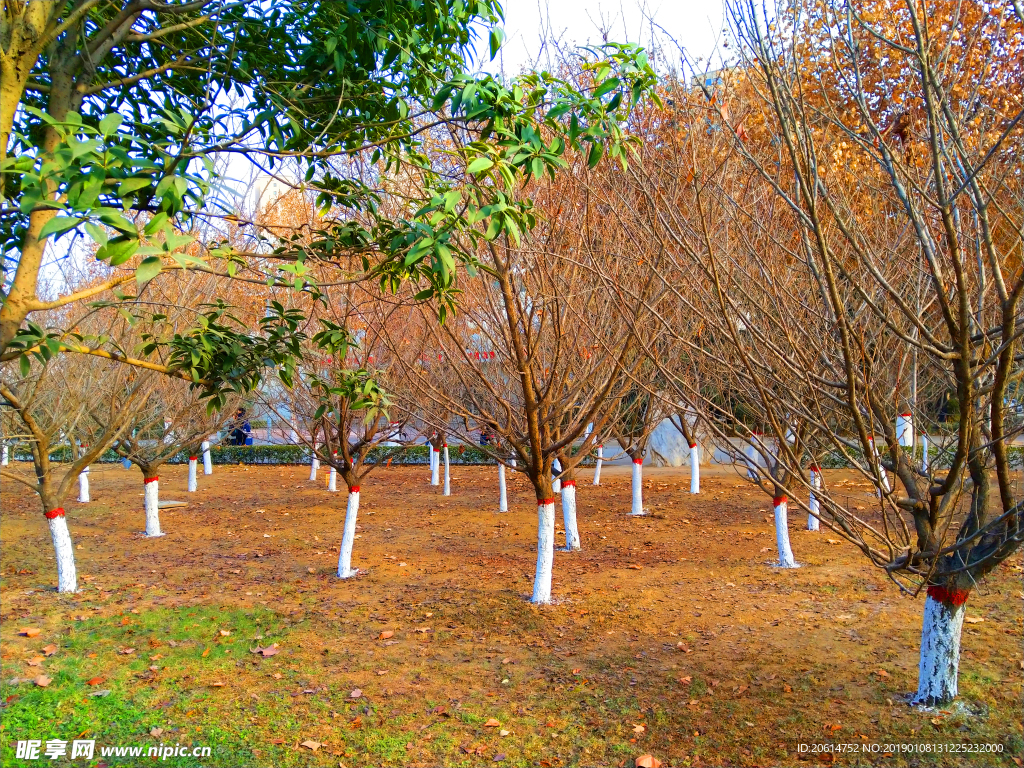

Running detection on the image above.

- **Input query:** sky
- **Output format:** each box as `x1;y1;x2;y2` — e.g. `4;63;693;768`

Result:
478;0;730;78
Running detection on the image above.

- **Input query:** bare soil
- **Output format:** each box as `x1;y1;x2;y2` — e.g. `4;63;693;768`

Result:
2;462;1021;766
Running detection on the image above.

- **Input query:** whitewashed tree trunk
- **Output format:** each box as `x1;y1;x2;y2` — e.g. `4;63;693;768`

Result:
328;464;337;492
552;458;562;494
498;464;508;512
921;434;929;473
561;481;580;550
46;509;77;592
77;466;90;503
807;466;821;531
593;445;603;485
630;458;645;515
689;442;700;494
913;587;968;706
897;412;914;447
430;448;439;485
510;456;517;472
337;487;360;578
188;456;198;492
532;498;556;603
442;445;451;496
144;477;163;537
773;496;798;568
309;451;319;481
202;441;213;475
2;444;8;466
289;416;299;444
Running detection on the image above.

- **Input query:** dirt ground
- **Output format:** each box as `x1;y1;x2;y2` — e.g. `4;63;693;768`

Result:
1;461;1022;767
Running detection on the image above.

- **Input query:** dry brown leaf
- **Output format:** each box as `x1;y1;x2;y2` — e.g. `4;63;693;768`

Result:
301;740;321;752
34;675;51;687
635;755;662;768
349;688;362;699
210;681;225;687
20;628;42;638
379;631;394;640
627;565;643;570
219;630;231;637
26;657;44;667
42;644;58;656
260;644;280;657
875;669;890;678
150;728;163;737
484;718;500;727
632;724;646;734
86;676;104;685
964;617;984;624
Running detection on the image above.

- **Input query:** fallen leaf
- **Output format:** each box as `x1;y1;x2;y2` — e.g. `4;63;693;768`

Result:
735;685;748;696
26;657;44;667
501;658;512;665
349;688;362;699
827;538;841;544
118;647;136;655
219;630;231;637
19;628;42;638
86;677;104;686
379;631;394;640
34;675;51;687
87;689;111;697
635;755;662;768
627;565;643;570
270;739;285;745
633;724;646;734
210;681;225;687
150;728;163;737
875;669;890;678
678;676;692;684
301;740;321;752
964;617;984;624
261;645;280;657
494;754;506;762
484;718;500;727
42;644;58;656
499;729;510;736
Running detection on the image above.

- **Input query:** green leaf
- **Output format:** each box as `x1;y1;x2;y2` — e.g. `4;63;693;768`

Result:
98;237;139;266
587;141;604;169
135;256;163;286
99;113;123;135
466;157;494;175
144;212;169;236
20;355;30;378
489;28;504;60
38;216;82;240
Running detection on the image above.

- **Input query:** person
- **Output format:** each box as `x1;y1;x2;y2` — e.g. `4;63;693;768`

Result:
230;408;252;446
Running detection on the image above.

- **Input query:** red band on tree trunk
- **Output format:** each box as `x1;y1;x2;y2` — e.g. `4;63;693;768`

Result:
597;444;603;448
349;486;360;493
632;458;643;464
809;464;821;472
563;480;576;488
45;508;65;519
926;585;969;606
144;476;158;484
773;495;787;506
538;497;555;505
689;442;698;449
189;457;197;461
900;412;912;417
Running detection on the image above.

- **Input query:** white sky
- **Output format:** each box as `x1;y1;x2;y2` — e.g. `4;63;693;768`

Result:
478;0;729;77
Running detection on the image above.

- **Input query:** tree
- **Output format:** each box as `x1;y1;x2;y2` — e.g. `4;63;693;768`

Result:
617;0;1024;705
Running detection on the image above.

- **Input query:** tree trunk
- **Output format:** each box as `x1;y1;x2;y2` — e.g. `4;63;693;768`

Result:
442;445;450;496
430;447;439;485
309;450;319;481
144;475;163;537
328;454;338;492
773;495;798;568
77;465;90;503
202;441;213;475
188;456;198;492
552;458;562;494
2;444;9;466
338;485;361;578
561;481;580;551
45;506;77;593
532;495;557;603
689;442;700;494
630;457;645;516
808;465;821;531
897;412;914;447
593;444;603;485
498;463;508;512
913;587;968;706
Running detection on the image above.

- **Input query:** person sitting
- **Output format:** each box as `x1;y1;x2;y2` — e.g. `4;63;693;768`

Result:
230;408;252;446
